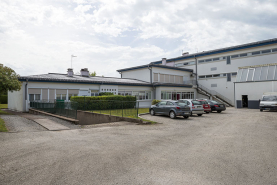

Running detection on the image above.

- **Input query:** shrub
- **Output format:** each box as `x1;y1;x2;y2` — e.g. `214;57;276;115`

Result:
152;99;161;105
99;92;114;96
70;95;137;110
0;95;7;104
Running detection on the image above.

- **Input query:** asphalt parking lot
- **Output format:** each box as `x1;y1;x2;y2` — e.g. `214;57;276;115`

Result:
0;108;277;185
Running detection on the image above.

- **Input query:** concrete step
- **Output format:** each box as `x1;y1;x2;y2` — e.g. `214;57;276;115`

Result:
34;119;70;131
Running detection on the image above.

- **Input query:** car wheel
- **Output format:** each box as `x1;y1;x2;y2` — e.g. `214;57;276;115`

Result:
217;111;222;113
260;109;263;112
197;114;202;116
183;115;189;119
169;111;176;119
150;109;155;116
205;111;209;114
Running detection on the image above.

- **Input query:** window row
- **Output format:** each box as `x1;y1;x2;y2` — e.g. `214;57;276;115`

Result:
198;47;277;65
161;91;194;100
175;61;195;67
199;72;237;79
236;65;277;82
118;91;152;100
153;73;184;84
101;88;117;92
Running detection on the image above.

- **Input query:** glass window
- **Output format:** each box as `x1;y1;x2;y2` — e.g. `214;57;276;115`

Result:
139;91;145;100
61;94;66;100
205;59;212;62
240;53;247;57
262;96;277;101
166;92;172;99
199;76;205;79
191;92;194;99
252;51;260;55
232;72;237;76
231;55;239;58
241;68;248;82
272;48;277;52
56;94;61;100
153;73;158;82
159;101;167;105
191;100;201;105
213;74;220;77
247;69;254;81
188;61;195;65
253;67;262;81
132;91;139;100
213;58;220;61
172;92;177;100
166;102;174;105
29;94;35;101
146;91;152;99
267;65;275;80
262;49;271;54
198;60;205;63
206;75;212;78
35;94;40;100
260;66;268;81
236;69;243;82
176;102;186;106
226;56;231;64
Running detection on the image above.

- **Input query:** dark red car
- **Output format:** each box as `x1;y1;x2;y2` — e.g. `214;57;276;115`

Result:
197;100;211;113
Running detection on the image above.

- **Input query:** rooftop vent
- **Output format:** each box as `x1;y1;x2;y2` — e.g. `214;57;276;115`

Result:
182;52;189;56
80;68;90;77
67;68;73;77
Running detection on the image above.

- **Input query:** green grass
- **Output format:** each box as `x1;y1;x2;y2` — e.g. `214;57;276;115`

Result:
0;104;9;131
0;104;8;109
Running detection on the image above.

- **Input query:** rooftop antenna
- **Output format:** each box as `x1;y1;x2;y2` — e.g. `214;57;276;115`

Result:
71;55;77;68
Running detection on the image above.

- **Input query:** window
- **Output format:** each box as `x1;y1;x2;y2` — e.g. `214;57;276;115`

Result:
267;65;275;80
231;55;239;58
247;69;254;81
262;49;271;54
160;74;165;82
198;60;205;63
159;101;167;106
223;73;227;77
226;56;231;64
240;69;248;82
227;73;231;82
138;91;145;100
29;94;40;101
154;73;158;82
231;72;237;76
272;48;277;52
260;66;268;80
205;59;212;62
236;69;243;81
240;53;247;57
199;76;205;79
56;94;66;100
211;67;217;71
188;61;195;65
213;74;220;78
213;58;220;61
164;74;170;83
166;102;174;105
170;75;174;83
206;75;212;78
253;67;261;81
211;84;217;87
252;51;260;55
183;62;189;65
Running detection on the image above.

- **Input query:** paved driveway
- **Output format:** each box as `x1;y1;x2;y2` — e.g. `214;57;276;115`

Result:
0;108;277;185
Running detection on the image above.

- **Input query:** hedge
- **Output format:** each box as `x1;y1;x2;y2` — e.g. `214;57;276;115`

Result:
70;95;137;110
0;95;7;104
99;92;114;96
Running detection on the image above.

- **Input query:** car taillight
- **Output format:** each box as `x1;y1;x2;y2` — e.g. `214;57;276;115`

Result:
192;103;194;106
176;107;181;109
214;105;219;107
192;106;195;109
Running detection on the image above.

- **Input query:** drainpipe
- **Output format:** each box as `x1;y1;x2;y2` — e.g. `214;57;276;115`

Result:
195;55;198;88
25;78;28;111
148;63;152;84
148;63;155;100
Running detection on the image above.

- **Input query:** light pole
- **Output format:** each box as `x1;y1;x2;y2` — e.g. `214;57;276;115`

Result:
71;55;77;68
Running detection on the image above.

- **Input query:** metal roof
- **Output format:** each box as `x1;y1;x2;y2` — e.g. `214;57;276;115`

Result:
117;63;193;72
19;73;152;86
151;38;277;64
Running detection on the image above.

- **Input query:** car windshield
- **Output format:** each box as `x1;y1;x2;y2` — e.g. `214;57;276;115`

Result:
198;101;208;105
191;100;201;105
262;96;277;101
176;102;186;106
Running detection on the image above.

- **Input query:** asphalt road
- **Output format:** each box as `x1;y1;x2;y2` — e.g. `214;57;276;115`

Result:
0;108;277;185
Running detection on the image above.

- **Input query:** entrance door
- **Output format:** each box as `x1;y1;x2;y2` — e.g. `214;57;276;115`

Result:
242;95;248;108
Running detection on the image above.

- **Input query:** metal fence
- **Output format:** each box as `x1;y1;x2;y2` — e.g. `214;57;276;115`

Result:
30;100;78;119
30;100;140;119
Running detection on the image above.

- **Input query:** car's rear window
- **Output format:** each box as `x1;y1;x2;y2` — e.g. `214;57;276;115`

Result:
191;100;201;105
176;102;186;106
262;96;277;101
198;101;208;105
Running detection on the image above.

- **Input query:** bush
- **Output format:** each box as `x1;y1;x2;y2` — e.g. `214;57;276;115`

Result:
0;95;7;104
99;92;114;96
70;95;137;110
152;99;161;105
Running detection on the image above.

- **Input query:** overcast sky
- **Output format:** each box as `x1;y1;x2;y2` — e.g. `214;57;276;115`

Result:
1;0;277;77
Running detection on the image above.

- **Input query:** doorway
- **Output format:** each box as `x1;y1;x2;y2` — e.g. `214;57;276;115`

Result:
242;95;248;108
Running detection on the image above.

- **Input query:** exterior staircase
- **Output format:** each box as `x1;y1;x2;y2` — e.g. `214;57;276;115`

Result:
196;84;234;107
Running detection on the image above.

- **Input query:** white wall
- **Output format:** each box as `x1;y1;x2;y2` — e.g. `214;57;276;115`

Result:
121;68;150;82
8;83;24;112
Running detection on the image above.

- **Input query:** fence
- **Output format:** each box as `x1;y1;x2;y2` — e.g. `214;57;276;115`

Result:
30;100;140;119
30;100;78;119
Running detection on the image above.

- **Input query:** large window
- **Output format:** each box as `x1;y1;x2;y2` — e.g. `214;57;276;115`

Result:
161;91;194;100
29;94;40;101
237;65;277;82
153;73;183;84
118;91;151;100
56;94;66;100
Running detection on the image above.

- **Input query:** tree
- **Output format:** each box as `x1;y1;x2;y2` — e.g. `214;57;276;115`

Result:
90;71;96;76
0;64;21;95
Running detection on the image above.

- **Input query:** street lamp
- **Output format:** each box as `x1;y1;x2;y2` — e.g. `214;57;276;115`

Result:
71;55;77;68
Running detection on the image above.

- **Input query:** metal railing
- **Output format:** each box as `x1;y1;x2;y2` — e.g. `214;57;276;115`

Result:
197;84;233;106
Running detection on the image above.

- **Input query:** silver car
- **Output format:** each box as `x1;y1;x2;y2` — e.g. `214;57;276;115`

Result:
149;100;191;119
178;99;205;116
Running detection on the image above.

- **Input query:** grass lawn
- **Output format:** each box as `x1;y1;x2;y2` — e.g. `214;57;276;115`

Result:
0;104;9;132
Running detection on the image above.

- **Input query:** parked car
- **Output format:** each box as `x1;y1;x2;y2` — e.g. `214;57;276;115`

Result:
149;100;191;119
178;99;205;116
197;100;211;113
206;100;226;113
259;92;277;111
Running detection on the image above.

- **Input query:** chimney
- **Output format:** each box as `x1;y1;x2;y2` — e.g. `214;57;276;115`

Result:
67;68;74;77
80;68;90;77
162;58;167;65
182;52;189;56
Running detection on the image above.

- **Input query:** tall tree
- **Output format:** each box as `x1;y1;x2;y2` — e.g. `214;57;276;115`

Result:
0;64;21;95
90;71;97;76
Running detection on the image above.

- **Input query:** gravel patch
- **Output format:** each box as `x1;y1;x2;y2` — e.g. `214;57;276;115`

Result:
1;115;47;132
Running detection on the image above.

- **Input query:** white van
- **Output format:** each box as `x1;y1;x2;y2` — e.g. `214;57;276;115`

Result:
259;92;277;112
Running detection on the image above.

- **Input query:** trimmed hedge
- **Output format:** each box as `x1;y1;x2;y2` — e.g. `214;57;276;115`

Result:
70;95;137;110
152;99;161;105
0;95;7;104
99;92;114;96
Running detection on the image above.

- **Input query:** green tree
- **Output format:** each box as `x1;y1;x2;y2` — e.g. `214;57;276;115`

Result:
90;71;96;76
0;64;21;95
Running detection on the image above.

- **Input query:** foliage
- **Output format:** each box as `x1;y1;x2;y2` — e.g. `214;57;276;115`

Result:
0;65;21;95
0;95;8;104
90;71;97;76
0;117;8;132
152;99;161;105
99;92;114;96
0;104;8;109
70;95;137;110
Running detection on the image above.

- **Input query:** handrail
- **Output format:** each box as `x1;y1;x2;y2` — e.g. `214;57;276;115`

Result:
197;84;233;106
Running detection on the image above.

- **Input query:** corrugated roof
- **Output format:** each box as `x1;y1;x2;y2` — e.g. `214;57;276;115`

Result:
19;73;152;86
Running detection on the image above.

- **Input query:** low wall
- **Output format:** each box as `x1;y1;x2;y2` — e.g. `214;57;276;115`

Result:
77;110;145;125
